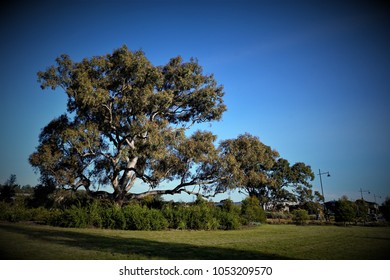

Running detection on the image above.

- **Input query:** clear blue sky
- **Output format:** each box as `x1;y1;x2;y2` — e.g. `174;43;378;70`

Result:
1;0;389;204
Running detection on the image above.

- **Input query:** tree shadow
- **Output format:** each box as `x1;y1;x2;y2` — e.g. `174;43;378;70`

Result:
362;236;390;241
0;223;292;260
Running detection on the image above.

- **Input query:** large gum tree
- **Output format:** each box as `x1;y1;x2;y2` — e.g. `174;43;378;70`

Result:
218;133;315;209
30;46;226;205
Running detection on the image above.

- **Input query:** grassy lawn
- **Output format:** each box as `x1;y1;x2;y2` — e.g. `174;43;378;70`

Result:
0;222;389;260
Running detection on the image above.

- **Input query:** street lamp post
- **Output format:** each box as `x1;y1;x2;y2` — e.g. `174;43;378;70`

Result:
318;169;331;220
359;188;370;201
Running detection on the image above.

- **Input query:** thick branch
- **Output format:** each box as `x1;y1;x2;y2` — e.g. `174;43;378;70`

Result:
127;177;225;200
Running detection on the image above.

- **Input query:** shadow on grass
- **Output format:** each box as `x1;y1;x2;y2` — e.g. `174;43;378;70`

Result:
362;236;390;242
0;223;292;260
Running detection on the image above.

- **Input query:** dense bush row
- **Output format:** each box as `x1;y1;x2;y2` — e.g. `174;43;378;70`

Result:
0;196;267;231
4;187;387;229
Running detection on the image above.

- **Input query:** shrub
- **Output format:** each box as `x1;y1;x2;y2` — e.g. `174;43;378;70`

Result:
45;209;63;225
217;210;241;230
219;199;240;214
123;204;169;231
57;205;88;228
139;194;165;209
162;204;190;230
240;196;266;225
0;202;58;225
292;209;309;225
217;199;240;230
162;200;222;230
86;201;103;228
110;206;126;229
100;204;126;229
186;205;204;230
148;208;169;230
0;201;36;222
355;199;369;223
123;204;149;230
335;198;356;225
186;203;219;230
161;203;175;228
30;207;52;224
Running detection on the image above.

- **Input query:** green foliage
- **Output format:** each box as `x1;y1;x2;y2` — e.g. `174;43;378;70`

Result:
107;205;127;230
28;207;53;223
240;196;266;225
292;209;309;225
186;203;219;230
335;198;356;225
148;208;169;230
31;46;226;203
266;211;292;220
219;134;314;208
99;205;118;229
59;205;88;228
122;204;147;230
123;204;168;230
27;184;56;208
219;199;240;214
0;174;18;203
355;199;369;223
0;201;30;222
217;209;241;230
266;211;293;224
44;209;63;225
87;200;104;228
138;195;165;209
299;201;321;215
295;188;323;215
216;199;241;230
0;195;273;231
161;203;188;229
161;200;241;230
0;196;62;225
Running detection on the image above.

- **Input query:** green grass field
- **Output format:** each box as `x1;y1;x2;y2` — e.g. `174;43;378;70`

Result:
0;222;389;260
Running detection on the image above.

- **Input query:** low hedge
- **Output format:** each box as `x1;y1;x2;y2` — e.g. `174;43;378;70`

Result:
0;198;262;231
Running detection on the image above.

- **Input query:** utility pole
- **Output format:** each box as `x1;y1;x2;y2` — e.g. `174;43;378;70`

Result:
359;188;370;201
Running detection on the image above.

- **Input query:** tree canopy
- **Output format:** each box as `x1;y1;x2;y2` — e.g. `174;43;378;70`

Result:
30;46;226;205
334;196;357;225
30;46;314;207
219;134;314;209
0;174;18;202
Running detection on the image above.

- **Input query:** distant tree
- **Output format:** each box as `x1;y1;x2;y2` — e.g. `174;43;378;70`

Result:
5;174;17;187
30;46;226;205
28;183;56;208
219;198;240;214
218;133;314;209
20;184;34;193
0;174;18;202
296;188;323;215
334;197;356;225
355;199;369;223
